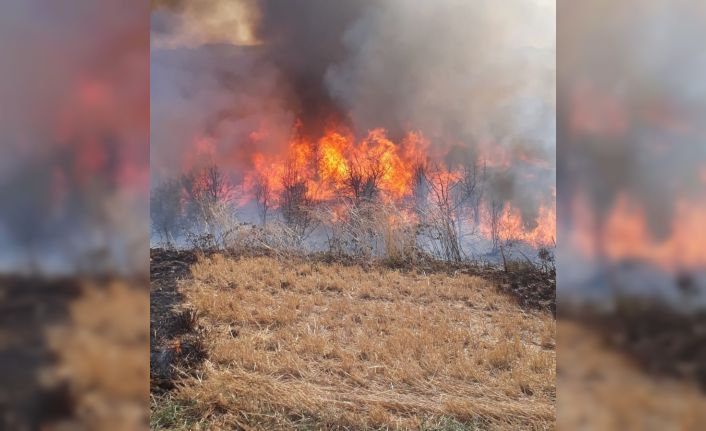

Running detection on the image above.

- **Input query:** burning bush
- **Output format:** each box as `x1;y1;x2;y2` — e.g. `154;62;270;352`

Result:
279;162;318;243
151;127;555;268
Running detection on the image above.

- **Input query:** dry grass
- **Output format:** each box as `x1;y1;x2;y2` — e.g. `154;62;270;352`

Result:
155;254;555;430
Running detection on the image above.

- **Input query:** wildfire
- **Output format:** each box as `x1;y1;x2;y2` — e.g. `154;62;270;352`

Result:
501;203;556;247
479;201;556;248
191;121;556;249
244;125;430;204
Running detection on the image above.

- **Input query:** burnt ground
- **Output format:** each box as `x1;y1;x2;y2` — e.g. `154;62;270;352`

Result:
375;256;555;314
150;249;205;391
491;265;556;315
0;276;81;430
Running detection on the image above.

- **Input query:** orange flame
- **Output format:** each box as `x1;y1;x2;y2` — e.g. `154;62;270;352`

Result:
243;126;429;204
480;201;556;248
202;122;555;248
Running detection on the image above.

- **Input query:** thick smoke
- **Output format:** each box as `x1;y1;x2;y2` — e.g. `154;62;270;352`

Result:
255;0;375;134
325;0;555;222
151;0;555;222
150;43;293;181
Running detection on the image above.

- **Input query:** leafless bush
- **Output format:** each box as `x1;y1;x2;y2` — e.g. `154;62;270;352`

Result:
179;165;233;236
488;200;504;251
205;198;241;249
151;165;238;249
313;203;364;258
413;163;429;212
253;176;272;225
418;161;483;262
342;154;385;204
537;246;556;275
207;220;307;257
257;221;307;253
378;205;419;263
279;162;317;242
151;158;553;272
336;201;378;259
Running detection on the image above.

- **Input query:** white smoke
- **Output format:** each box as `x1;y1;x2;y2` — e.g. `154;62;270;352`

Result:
325;0;555;217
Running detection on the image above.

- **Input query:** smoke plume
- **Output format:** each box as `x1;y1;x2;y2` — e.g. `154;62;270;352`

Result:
151;0;555;222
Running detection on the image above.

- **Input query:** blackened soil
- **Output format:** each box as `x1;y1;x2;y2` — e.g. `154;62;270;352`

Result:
150;249;206;392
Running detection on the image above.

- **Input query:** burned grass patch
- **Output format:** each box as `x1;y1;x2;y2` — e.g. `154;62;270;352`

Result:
150;249;207;391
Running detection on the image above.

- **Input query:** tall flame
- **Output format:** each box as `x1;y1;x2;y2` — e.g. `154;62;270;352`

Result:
243;125;431;204
195;122;556;249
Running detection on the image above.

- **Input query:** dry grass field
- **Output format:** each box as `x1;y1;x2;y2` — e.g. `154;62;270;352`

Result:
150;253;556;430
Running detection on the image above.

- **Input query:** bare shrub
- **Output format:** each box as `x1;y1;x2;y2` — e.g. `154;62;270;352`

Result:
342;154;385;204
418;161;483;262
256;221;306;254
253;176;273;225
378;205;419;263
413;163;429;213
179;165;233;236
314;202;368;259
279;162;317;243
488;199;504;251
150;165;239;250
252;222;304;254
173;165;241;250
205;198;241;249
537;246;556;274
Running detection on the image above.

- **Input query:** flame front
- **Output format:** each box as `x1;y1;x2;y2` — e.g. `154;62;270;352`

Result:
243;126;430;203
481;202;556;248
226;122;556;249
